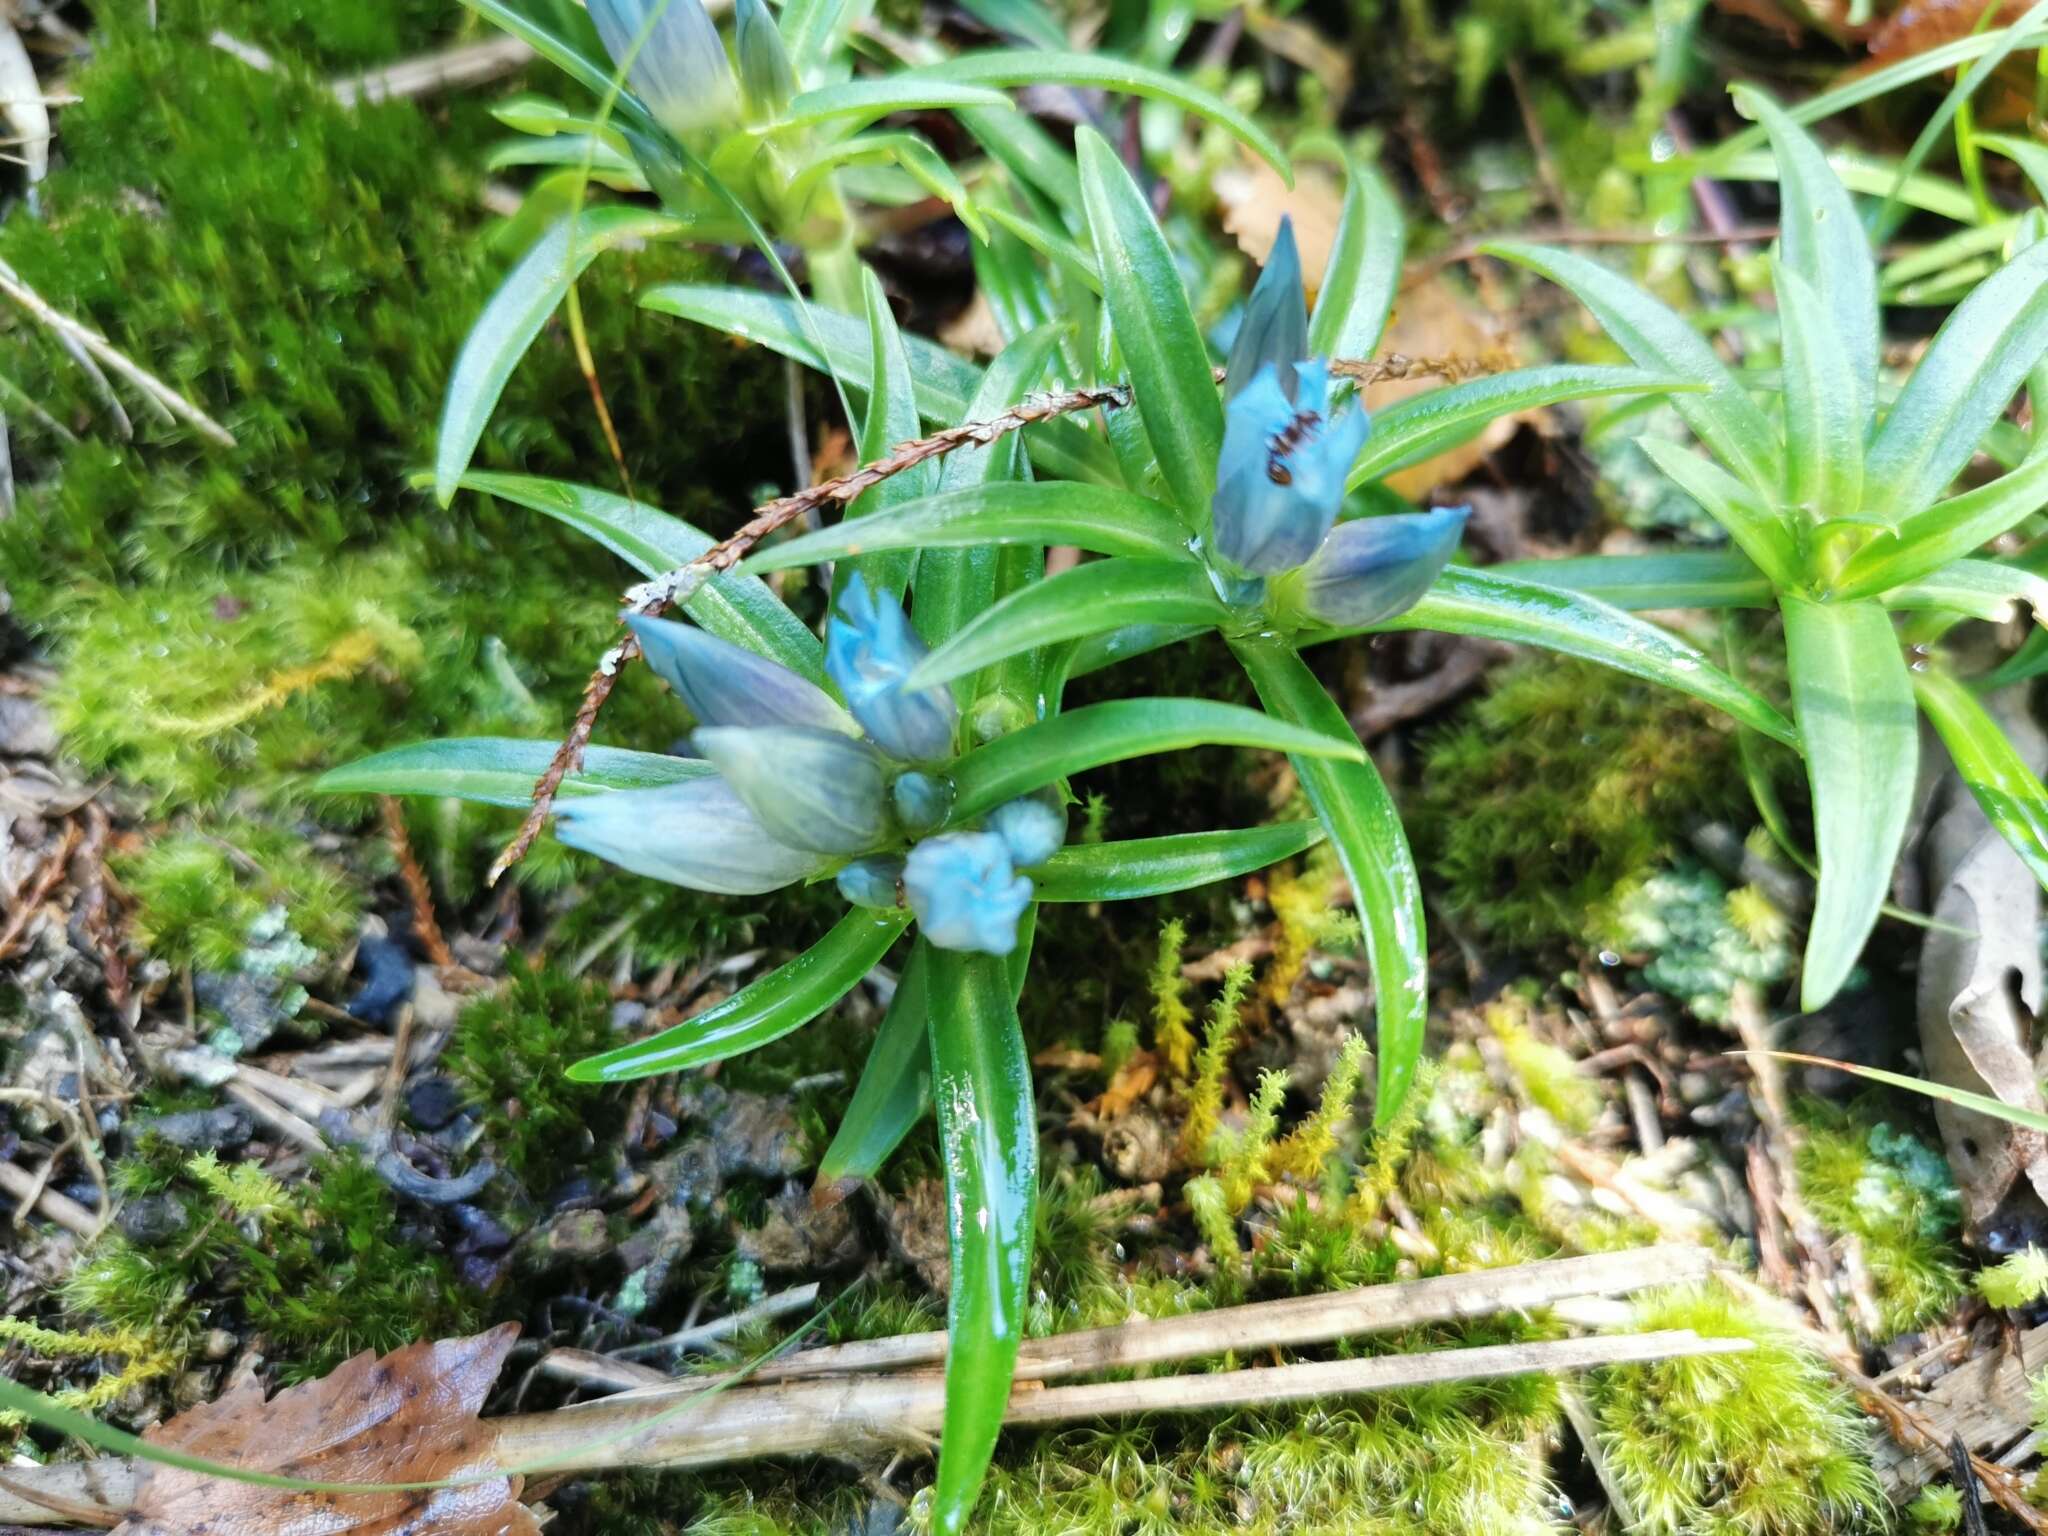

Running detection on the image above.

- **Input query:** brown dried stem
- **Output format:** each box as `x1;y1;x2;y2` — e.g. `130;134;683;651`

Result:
379;796;454;969
486;352;1500;883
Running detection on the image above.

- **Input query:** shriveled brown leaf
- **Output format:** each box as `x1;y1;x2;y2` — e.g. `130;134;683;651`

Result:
1864;0;2036;123
1367;279;1522;500
1214;157;1344;303
113;1326;538;1536
1086;1050;1162;1121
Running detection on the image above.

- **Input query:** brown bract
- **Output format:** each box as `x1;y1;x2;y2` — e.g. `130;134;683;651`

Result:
113;1326;537;1536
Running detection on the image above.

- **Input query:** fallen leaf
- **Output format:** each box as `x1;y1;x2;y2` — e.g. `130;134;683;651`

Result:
1086;1050;1161;1120
114;1326;538;1536
1864;0;2036;124
1366;279;1523;500
1214;156;1344;303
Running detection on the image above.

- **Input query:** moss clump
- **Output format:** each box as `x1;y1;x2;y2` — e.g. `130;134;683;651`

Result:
66;1147;475;1386
1601;858;1793;1025
1796;1102;1966;1336
442;959;626;1191
118;815;358;972
1413;659;1753;949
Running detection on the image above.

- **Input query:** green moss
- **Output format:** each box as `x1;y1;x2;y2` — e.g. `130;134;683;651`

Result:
118;815;358;972
66;1146;476;1386
441;958;626;1190
1412;659;1756;950
1601;859;1793;1026
1796;1102;1966;1337
1593;1285;1881;1535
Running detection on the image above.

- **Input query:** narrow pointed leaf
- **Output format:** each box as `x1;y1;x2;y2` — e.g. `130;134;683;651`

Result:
1491;549;1772;610
1638;437;1801;588
1363;566;1799;746
1736;86;1879;416
1077;128;1225;527
1485;242;1780;494
930;52;1288;175
440;470;825;681
839;267;931;600
436;209;681;505
639;285;1117;485
459;0;655;130
926;948;1036;1536
777;77;1010;128
816;942;933;1188
1230;637;1426;1123
1774;260;1865;519
314;738;711;808
1864;237;2048;519
1031;822;1325;902
1914;668;2048;891
910;558;1222;689
949;697;1365;821
568;909;912;1081
1348;367;1697;489
1308;155;1404;361
1757;1051;2048;1135
748;484;1189;574
1834;450;2048;599
1780;595;1917;1011
1884;557;2048;622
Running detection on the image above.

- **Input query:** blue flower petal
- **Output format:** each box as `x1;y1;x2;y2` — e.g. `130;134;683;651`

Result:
836;855;905;909
589;0;737;138
987;794;1066;868
825;573;959;762
1210;359;1371;578
628;614;855;734
903;832;1033;955
1296;505;1468;629
694;725;890;855
554;778;827;894
892;770;956;836
1225;216;1308;405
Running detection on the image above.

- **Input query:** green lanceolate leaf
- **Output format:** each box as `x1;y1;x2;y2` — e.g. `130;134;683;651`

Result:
314;738;712;808
460;0;656;133
949;697;1365;820
569;910;911;1081
1864;237;2048;519
779;0;861;70
1308;155;1403;361
931;51;1288;175
1773;260;1866;520
777;77;1010;129
1914;668;2048;891
1832;450;2048;600
1780;595;1917;1010
1366;566;1799;746
1884;557;2048;623
640;285;1117;486
1485;241;1781;495
910;558;1221;689
926;947;1037;1536
747;483;1189;575
1492;549;1773;609
1636;438;1801;588
1076;128;1225;528
1032;822;1325;901
435;208;681;505
1348;367;1696;490
439;470;826;681
1736;86;1879;418
816;940;933;1189
840;266;932;600
1757;1051;2048;1135
1229;637;1426;1122
911;327;1064;664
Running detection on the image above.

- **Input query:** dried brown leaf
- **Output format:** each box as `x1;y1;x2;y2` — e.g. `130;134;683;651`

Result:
113;1326;538;1536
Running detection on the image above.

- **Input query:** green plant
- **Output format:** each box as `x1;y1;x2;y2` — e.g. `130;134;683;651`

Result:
1492;84;2048;1012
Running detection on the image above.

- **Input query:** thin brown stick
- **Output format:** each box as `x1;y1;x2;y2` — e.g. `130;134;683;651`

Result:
0;1159;97;1238
0;818;80;962
380;796;453;969
0;1330;1747;1525
329;35;536;107
485;352;1500;883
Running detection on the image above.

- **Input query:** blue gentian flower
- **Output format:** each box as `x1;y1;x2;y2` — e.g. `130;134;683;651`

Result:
588;0;738;138
1212;359;1372;578
1224;217;1308;406
891;770;956;836
836;856;904;910
629;615;856;734
1294;506;1469;629
826;574;958;762
903;832;1034;956
694;724;889;855
987;793;1066;869
733;0;795;119
554;776;829;894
